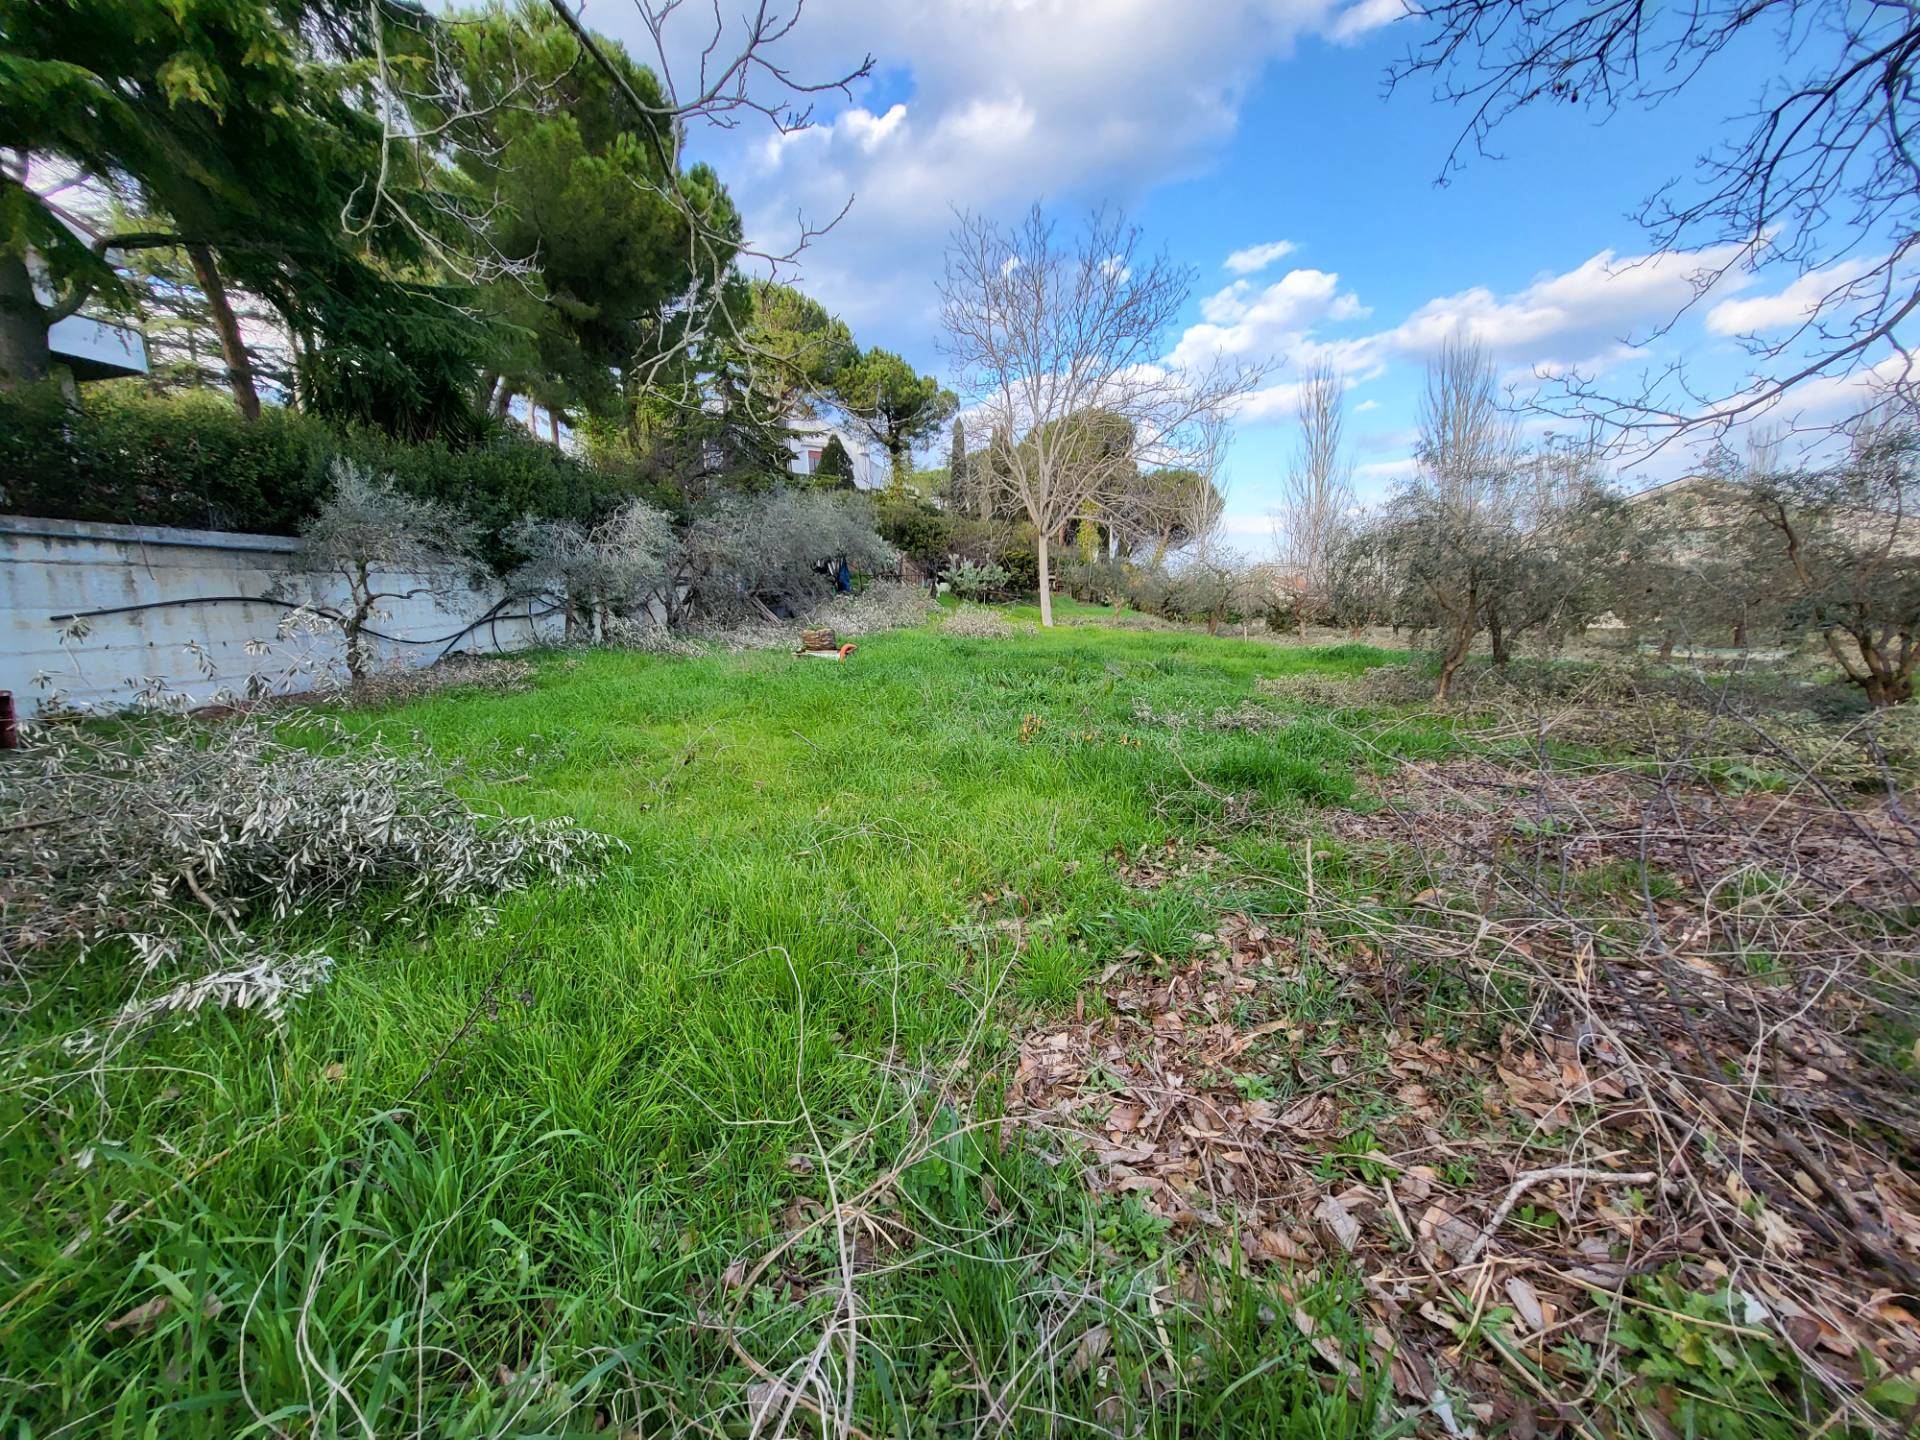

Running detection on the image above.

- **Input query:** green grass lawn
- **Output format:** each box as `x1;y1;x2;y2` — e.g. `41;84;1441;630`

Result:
4;622;1431;1437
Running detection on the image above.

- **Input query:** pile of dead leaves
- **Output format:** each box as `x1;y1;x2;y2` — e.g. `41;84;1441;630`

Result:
1110;836;1226;891
1329;754;1920;907
1008;880;1920;1434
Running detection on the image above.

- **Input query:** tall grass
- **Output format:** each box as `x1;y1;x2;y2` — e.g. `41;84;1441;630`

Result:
1;624;1406;1436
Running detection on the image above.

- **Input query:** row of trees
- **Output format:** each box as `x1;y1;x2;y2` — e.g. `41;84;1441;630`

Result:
303;462;899;684
1265;340;1920;706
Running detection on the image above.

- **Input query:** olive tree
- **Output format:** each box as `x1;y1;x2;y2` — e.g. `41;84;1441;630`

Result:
675;488;896;622
1336;339;1624;697
1747;416;1920;705
1355;336;1525;698
298;463;479;687
508;499;676;641
1612;457;1786;660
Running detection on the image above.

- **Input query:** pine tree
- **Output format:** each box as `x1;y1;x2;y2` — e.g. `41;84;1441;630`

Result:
948;416;968;510
813;433;857;489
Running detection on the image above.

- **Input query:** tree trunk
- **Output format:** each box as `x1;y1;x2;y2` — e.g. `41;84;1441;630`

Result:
0;245;52;392
345;601;371;687
1037;532;1054;627
1435;616;1474;702
1488;609;1511;666
1858;660;1910;707
186;244;261;421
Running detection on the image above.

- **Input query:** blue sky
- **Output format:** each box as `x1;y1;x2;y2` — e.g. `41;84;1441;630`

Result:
590;0;1880;549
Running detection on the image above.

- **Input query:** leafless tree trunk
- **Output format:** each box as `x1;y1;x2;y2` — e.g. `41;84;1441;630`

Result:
940;206;1259;626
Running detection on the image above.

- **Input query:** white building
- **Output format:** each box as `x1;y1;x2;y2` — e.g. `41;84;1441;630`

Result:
785;417;889;490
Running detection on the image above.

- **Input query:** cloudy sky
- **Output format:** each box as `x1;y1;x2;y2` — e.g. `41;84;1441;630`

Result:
582;0;1859;551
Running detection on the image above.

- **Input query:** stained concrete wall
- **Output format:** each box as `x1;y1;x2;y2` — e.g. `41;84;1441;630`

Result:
0;515;560;713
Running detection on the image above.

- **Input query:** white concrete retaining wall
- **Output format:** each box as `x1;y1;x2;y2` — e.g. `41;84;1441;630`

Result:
0;515;561;713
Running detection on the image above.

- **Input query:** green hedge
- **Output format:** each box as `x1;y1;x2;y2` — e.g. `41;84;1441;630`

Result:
0;383;634;566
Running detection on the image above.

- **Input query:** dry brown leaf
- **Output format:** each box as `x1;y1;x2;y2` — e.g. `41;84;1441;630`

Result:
1257;1227;1311;1261
1505;1276;1546;1334
1062;1324;1112;1382
1316;1195;1362;1253
104;1296;170;1334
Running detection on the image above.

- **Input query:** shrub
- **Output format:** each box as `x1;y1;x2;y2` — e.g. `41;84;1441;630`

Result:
943;604;1015;638
0;382;632;564
1061;556;1128;604
1124;566;1174;616
998;546;1040;594
947;559;1011;601
875;489;953;572
0;382;332;533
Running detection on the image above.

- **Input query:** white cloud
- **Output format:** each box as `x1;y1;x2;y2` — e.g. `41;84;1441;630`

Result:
1375;245;1749;368
601;0;1386;333
1330;0;1409;42
1355;457;1418;482
842;102;910;154
1167;242;1759;434
1172;267;1369;370
1224;240;1299;275
1706;259;1875;336
1235;378;1311;421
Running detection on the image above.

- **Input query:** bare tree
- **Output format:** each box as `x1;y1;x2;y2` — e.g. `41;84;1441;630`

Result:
1271;364;1356;633
1392;0;1920;446
939;207;1259;626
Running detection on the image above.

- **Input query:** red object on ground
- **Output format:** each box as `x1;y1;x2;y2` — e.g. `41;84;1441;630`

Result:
838;643;856;659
